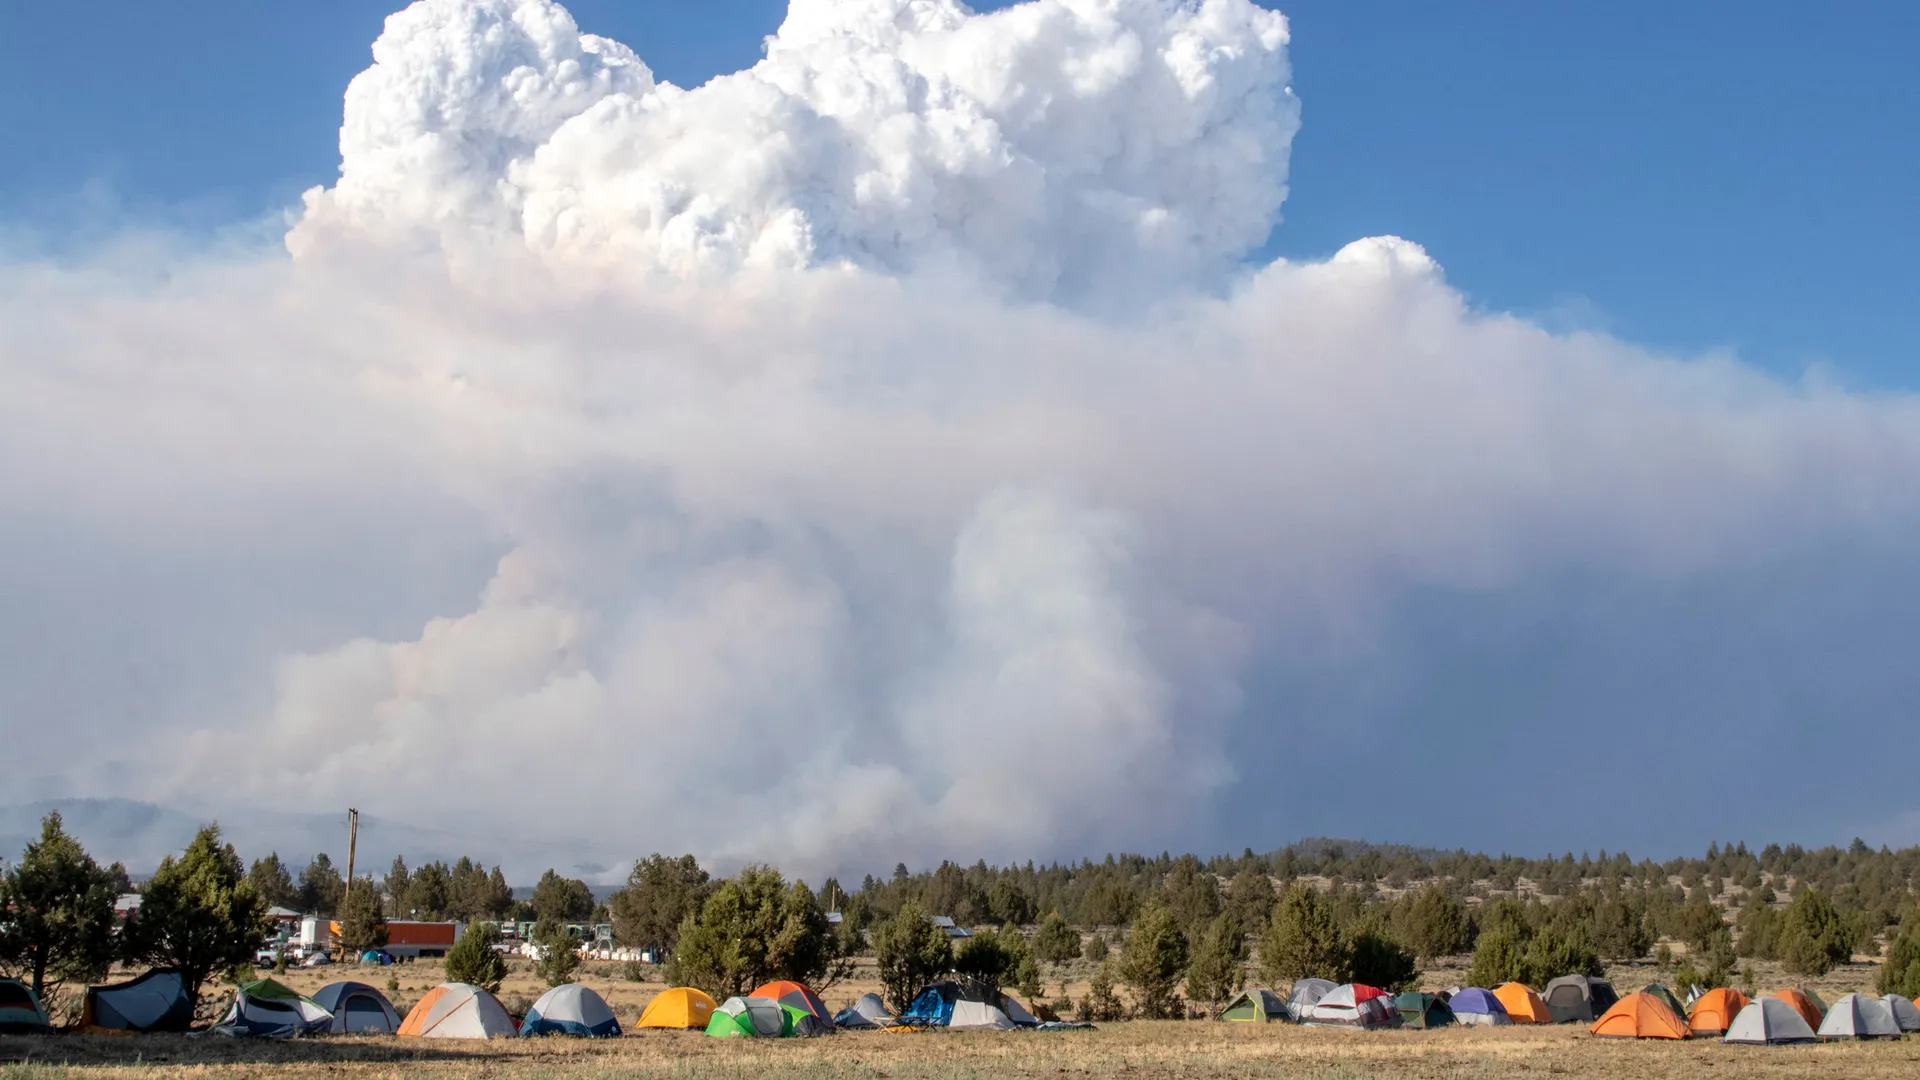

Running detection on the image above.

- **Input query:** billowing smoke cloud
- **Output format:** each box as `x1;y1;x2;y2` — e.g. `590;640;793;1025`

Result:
4;0;1919;879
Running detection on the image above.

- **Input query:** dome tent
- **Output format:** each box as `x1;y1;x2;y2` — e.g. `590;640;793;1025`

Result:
949;999;1016;1030
1542;974;1618;1024
706;996;793;1038
1304;984;1400;1028
1217;988;1288;1023
521;984;622;1037
1492;983;1553;1024
833;993;895;1029
210;979;333;1038
1686;988;1749;1036
312;982;402;1034
80;969;194;1033
1393;992;1456;1029
1588;992;1690;1040
638;987;719;1030
1284;979;1336;1022
1770;988;1826;1030
1447;988;1511;1026
1815;994;1902;1041
0;979;51;1035
1885;993;1920;1033
751;981;833;1029
1638;984;1688;1021
398;983;517;1039
1722;997;1817;1046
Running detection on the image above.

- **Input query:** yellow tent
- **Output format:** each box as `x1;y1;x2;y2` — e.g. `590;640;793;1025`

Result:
636;987;719;1030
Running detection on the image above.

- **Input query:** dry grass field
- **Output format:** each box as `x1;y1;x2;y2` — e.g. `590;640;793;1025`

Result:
4;957;1908;1079
4;1020;1917;1080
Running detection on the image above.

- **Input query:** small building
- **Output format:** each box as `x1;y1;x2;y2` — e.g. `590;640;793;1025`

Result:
928;915;973;940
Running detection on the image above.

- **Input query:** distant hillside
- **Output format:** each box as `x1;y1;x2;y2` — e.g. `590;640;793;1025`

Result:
0;797;616;884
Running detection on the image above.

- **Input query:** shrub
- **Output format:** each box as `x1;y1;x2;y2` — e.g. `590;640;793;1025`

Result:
666;865;847;997
444;922;509;992
1347;930;1418;992
1078;961;1125;1022
1394;886;1469;961
1033;911;1080;967
533;917;582;987
335;877;389;957
1083;933;1109;963
1464;930;1526;988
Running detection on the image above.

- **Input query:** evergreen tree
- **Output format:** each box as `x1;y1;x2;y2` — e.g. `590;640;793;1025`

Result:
381;857;411;914
1779;887;1851;976
1184;913;1247;1011
246;853;298;911
533;916;582;987
1522;921;1603;984
871;899;953;1013
444;921;508;992
296;853;344;917
122;824;269;1011
335;876;389;957
1257;883;1349;985
401;861;451;919
1033;911;1081;967
665;865;846;997
1347;929;1418;991
953;926;1024;1002
0;812;120;1003
1876;917;1920;998
610;854;711;959
1117;905;1189;1019
1224;868;1276;936
1083;933;1109;963
531;869;595;922
1393;885;1469;960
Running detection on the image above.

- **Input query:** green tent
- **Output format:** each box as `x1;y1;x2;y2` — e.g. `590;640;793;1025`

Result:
1218;989;1288;1022
1393;992;1456;1029
1640;984;1687;1020
0;979;51;1034
705;996;793;1038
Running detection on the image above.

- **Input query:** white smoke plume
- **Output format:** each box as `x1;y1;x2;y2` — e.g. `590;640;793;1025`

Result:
4;0;1919;878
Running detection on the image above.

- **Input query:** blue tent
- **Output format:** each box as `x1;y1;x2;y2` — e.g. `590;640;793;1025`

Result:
1448;988;1511;1026
901;982;966;1026
520;984;622;1037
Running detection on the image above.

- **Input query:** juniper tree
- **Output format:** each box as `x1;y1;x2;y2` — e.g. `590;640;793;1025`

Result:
0;813;119;1003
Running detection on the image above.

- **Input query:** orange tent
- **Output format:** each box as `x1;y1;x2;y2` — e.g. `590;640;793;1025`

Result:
1590;992;1690;1039
749;981;832;1026
1687;988;1749;1035
1770;989;1824;1031
636;987;719;1030
1493;983;1553;1024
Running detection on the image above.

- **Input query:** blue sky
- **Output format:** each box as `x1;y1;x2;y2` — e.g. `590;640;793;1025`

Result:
3;1;1915;385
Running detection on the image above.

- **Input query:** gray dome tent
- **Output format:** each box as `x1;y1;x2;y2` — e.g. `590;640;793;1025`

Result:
1723;997;1817;1045
1542;974;1618;1024
312;982;402;1034
833;993;895;1029
1815;994;1902;1041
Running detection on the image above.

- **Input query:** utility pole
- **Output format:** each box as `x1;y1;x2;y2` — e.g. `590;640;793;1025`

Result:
345;808;360;899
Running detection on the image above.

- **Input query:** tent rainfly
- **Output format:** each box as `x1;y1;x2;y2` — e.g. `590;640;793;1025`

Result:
705;996;792;1039
949;1000;1016;1030
1447;988;1511;1026
1304;984;1400;1029
1686;988;1749;1036
80;969;194;1033
1884;994;1920;1033
1492;983;1553;1025
210;980;333;1038
0;980;51;1035
1589;992;1690;1040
